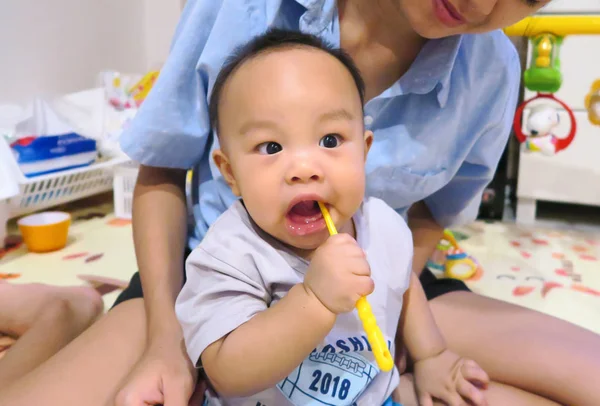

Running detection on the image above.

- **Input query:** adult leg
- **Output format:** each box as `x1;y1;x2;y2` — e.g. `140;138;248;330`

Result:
394;373;561;406
0;298;147;406
429;291;600;406
0;283;103;389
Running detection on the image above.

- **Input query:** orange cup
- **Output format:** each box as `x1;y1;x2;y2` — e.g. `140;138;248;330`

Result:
17;212;71;253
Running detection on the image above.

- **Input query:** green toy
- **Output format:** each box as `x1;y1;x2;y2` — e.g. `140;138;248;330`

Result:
523;34;563;94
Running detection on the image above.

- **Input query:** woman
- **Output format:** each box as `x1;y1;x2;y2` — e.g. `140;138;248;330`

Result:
1;0;598;405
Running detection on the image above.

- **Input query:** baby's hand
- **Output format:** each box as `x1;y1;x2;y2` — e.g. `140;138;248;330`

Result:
413;349;489;406
304;233;374;314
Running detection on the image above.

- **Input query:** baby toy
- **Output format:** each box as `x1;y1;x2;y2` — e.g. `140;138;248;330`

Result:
503;16;600;154
521;104;561;155
428;230;479;281
585;80;600;126
506;16;600;128
512;83;577;156
318;202;394;372
523;32;563;94
504;15;600;38
444;247;478;280
509;40;577;154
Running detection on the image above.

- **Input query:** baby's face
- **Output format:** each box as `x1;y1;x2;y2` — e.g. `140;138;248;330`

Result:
213;47;372;253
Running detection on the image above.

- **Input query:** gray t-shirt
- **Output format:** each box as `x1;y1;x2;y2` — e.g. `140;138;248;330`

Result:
176;197;413;406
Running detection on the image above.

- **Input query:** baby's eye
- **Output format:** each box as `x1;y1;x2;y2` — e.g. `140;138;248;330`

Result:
319;134;342;149
257;142;283;155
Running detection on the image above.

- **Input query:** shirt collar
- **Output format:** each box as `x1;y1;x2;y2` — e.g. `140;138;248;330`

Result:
395;35;462;107
293;0;462;107
293;0;336;35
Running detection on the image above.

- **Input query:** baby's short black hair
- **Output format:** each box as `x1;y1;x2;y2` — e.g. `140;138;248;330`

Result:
208;28;365;133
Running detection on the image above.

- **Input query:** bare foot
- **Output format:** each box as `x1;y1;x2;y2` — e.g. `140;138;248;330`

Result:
0;283;103;338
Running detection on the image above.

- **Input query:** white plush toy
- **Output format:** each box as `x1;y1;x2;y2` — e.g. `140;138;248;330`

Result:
525;104;560;156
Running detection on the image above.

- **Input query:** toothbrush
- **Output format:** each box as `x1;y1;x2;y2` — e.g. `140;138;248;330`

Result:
317;202;394;372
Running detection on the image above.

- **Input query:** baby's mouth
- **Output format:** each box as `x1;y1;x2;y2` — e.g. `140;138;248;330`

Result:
284;200;327;237
287;200;323;223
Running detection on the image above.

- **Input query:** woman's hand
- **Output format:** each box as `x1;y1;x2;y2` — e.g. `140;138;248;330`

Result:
114;334;198;406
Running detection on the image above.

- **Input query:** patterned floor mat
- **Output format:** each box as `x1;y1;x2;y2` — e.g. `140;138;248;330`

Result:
2;197;599;337
1;194;137;309
447;221;600;334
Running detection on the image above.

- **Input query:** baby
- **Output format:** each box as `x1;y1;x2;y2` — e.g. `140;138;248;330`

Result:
176;29;488;406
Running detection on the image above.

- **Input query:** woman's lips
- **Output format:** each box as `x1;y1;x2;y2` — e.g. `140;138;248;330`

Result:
432;0;466;28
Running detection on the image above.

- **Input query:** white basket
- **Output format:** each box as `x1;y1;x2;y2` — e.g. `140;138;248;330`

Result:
112;166;198;221
113;162;139;219
0;136;130;244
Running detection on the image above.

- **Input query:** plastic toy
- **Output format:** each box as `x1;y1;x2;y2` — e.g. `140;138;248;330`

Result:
445;247;477;280
513;93;577;155
505;15;600;131
525;33;563;94
428;230;479;281
503;15;600;38
585;80;600;126
521;103;562;155
318;202;394;372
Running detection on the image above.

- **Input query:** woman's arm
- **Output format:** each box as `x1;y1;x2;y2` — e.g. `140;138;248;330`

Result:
132;165;189;342
407;201;444;276
399;272;489;406
201;284;335;397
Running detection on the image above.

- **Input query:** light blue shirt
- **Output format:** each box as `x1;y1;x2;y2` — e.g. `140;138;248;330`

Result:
120;0;521;249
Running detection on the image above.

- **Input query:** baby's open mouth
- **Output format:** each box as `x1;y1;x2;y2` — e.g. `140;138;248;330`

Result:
288;200;321;219
285;200;326;236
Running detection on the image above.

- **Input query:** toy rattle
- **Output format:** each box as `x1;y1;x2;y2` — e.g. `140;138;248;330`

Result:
428;230;478;280
504;16;588;154
585;80;600;126
513;94;576;155
506;15;600;128
317;202;394;372
510;34;576;154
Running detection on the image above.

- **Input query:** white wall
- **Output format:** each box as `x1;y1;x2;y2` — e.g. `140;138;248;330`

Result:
144;0;182;70
0;0;181;104
541;0;600;13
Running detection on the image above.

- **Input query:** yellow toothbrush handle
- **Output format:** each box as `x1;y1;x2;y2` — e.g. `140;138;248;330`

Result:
317;202;394;372
318;202;338;236
356;297;394;372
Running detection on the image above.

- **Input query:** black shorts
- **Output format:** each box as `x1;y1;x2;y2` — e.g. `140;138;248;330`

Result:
111;247;192;309
111;253;470;308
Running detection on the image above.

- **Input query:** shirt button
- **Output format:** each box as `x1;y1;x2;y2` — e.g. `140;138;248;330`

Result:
364;115;374;125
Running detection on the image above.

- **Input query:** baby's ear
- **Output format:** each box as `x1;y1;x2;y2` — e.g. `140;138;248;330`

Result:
363;130;374;159
212;149;241;196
